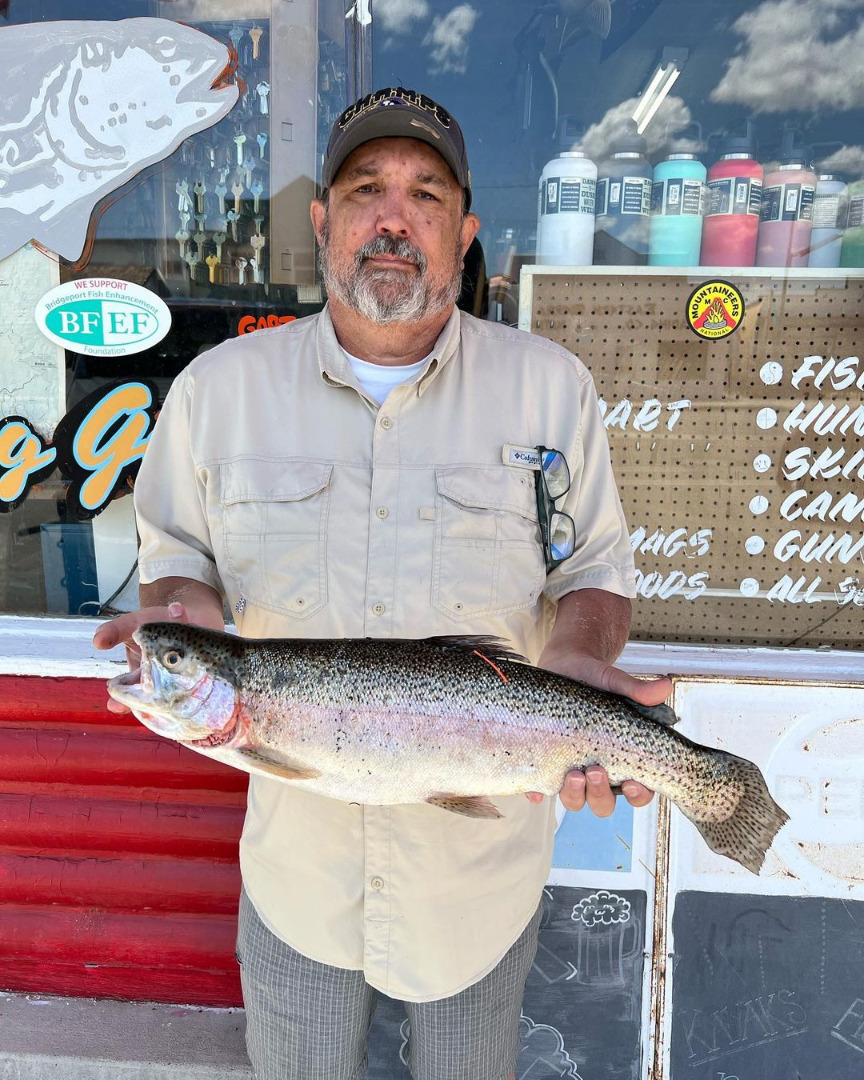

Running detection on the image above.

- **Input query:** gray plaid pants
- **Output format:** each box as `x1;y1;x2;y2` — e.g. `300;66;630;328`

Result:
236;888;542;1080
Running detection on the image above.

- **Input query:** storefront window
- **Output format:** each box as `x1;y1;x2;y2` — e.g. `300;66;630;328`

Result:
1;0;862;645
0;0;348;615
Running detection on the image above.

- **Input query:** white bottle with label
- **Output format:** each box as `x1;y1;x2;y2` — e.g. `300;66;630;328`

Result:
536;150;598;266
808;174;848;268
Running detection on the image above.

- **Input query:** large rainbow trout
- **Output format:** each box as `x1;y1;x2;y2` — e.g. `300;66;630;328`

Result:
107;624;789;874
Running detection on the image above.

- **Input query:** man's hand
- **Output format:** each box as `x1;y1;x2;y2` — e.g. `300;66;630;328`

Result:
525;589;673;817
92;578;224;713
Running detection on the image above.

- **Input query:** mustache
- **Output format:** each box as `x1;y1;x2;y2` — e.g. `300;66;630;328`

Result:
354;235;428;273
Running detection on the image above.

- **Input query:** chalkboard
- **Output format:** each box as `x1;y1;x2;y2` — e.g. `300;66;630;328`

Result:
366;885;647;1080
670;890;864;1080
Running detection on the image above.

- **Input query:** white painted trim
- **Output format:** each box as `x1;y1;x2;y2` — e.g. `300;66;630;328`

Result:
0;615;862;683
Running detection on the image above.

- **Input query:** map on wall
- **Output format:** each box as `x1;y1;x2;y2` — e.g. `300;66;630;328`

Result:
0;245;64;436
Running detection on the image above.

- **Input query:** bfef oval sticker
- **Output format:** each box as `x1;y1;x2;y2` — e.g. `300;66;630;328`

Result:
35;278;171;357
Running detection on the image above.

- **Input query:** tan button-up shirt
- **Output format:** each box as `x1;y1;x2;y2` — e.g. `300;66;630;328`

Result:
134;305;636;1002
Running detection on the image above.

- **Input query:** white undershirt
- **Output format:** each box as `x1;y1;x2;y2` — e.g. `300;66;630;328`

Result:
343;348;430;406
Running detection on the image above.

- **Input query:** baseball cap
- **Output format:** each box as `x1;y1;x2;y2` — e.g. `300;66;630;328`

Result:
322;87;472;209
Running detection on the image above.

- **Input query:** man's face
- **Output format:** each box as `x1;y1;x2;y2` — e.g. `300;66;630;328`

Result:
311;137;479;325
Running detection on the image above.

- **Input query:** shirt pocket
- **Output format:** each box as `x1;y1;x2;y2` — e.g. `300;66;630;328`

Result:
220;458;332;619
432;465;546;620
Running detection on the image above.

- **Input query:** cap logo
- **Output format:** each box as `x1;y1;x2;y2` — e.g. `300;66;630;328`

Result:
338;87;453;131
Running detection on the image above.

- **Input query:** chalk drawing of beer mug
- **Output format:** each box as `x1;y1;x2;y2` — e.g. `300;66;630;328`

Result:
571;891;641;986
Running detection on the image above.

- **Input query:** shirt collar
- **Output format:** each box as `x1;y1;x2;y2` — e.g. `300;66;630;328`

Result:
317;303;462;397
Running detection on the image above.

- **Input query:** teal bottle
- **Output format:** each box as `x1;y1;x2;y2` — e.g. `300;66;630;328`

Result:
649;150;707;266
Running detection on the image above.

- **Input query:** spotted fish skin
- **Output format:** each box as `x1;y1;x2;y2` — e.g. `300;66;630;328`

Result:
107;623;790;874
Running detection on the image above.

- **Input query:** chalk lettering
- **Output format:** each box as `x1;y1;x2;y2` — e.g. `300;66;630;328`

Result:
597;397;691;431
780;489;864;523
633;569;709;600
765;574;824;603
774;531;864;564
791;354;864;391
783;446;864;482
783;400;864;436
630;527;712;557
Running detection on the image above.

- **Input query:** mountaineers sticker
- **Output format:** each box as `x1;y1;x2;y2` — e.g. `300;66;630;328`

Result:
686;280;745;340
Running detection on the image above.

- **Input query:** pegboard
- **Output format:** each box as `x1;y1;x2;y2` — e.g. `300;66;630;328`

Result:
520;267;864;649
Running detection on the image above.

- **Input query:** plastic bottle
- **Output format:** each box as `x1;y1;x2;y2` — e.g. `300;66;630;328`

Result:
594;126;652;265
840;179;864;268
649;134;706;267
536;148;598;266
700;122;763;267
808;175;848;268
756;128;816;267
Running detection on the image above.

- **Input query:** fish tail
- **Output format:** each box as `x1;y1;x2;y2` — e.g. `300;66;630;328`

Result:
683;754;790;875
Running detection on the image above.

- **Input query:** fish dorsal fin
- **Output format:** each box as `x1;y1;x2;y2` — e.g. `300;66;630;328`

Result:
627;700;680;727
424;635;530;666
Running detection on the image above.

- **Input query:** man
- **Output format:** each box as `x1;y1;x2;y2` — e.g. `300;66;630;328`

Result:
95;87;670;1080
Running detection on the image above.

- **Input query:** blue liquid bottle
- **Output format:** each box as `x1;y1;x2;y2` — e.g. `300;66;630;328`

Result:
649;135;706;267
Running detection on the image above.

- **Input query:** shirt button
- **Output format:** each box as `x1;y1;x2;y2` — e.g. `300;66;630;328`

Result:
371;602;386;616
379;416;393;430
376;506;389;519
370;876;385;891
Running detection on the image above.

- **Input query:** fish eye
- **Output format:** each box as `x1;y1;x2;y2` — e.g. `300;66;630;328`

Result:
163;649;185;668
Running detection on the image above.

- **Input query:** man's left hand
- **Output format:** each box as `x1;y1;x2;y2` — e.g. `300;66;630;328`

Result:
525;651;673;817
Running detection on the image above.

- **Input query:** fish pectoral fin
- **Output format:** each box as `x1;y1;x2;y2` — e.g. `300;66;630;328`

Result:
425;794;503;819
237;748;321;781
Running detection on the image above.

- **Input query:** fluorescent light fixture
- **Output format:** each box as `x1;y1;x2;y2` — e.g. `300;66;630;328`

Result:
632;48;688;134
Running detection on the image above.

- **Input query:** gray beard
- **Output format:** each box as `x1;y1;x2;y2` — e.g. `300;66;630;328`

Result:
318;224;463;325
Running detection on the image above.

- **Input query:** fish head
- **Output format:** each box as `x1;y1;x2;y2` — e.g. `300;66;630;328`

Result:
107;621;244;746
45;19;239;171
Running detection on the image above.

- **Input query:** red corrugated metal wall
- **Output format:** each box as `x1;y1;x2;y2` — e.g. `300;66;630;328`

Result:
0;675;246;1006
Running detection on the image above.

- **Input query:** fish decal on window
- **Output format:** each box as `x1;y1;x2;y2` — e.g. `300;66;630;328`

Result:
0;18;240;261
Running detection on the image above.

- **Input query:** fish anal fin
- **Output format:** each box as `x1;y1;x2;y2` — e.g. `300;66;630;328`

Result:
426;794;503;819
237;747;321;781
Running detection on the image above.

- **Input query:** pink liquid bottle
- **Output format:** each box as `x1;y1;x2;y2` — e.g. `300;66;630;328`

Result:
756;127;816;267
700;122;763;267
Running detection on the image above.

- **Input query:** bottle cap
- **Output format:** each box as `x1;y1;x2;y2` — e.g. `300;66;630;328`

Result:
720;120;758;158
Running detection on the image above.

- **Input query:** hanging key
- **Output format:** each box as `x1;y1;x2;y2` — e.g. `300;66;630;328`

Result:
250;233;266;264
231;181;244;214
249;256;263;284
234;131;247;165
249;26;264;60
253;214;264;236
212;230;227;262
195;213;207;234
184;249;201;280
214;182;228;216
175;229;190;260
176;179;191;213
179;210;191;233
257;132;268;159
218;165;230;185
205;254;221;284
229;25;244;53
256;82;270;115
193;180;207;215
227;208;240;242
193;228;208;257
234;257;249;285
242;155;255;189
251;179;264;214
